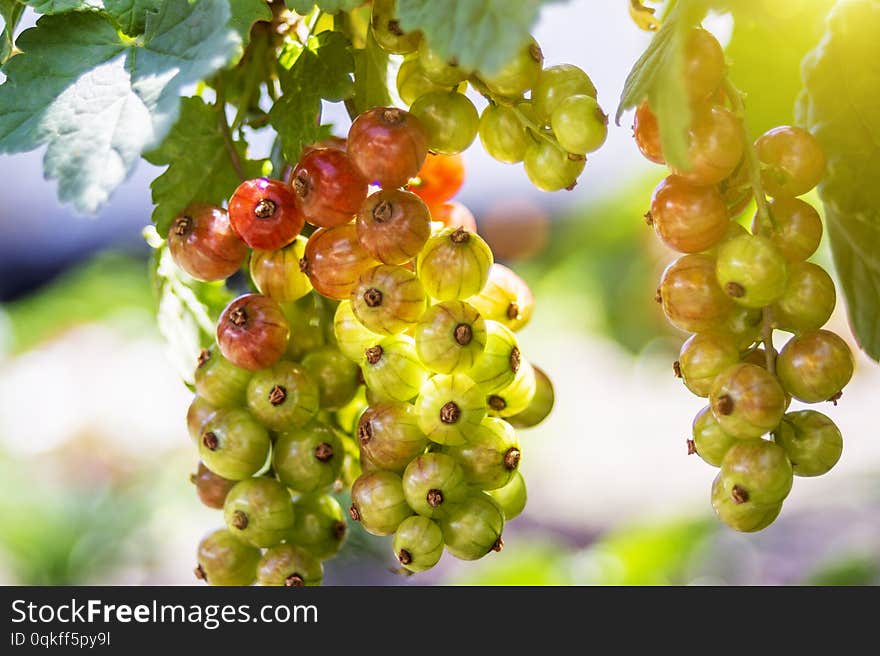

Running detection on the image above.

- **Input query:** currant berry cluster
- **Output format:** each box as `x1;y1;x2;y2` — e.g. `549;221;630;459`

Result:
373;0;606;191
175;104;553;585
633;27;853;532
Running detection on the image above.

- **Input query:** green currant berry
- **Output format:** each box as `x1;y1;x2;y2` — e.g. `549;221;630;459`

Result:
397;56;449;106
467;264;534;332
246;361;319;431
371;0;421;54
350;470;413;536
482;39;543;97
771;262;835;333
487;470;527;520
531;64;597;124
443;417;520;490
194;347;252;408
775;410;843;477
334;386;368;435
351;265;427;335
223;477;295;548
281;295;327;360
250;236;313;303
192;461;236;509
417;41;468;85
334;300;382;362
508;364;554;428
677;332;740;397
300;347;360;411
650;175;730;254
719;304;763;350
479;104;530;163
199;408;271;481
415;300;487;374
273;422;344;493
755;125;826;198
257;544;323;587
410;91;479;155
187;396;218;443
659;254;735;333
487;359;536;418
357;402;428;472
719;439;793;507
683;27;725;100
393;516;444;572
195;528;260;586
417;227;494;301
754;197;823;261
551;94;608;155
691;405;738;467
710;473;782;533
709;363;786;439
416;373;487;445
288;494;348;560
716;234;789;308
523;141;585;192
776;330;853;403
402;452;470;518
361;335;429;401
466;320;519;393
439;492;505;560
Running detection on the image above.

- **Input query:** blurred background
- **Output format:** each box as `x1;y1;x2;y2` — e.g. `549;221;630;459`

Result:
1;0;878;586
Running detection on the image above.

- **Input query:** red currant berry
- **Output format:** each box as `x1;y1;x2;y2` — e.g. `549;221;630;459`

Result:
168;204;247;281
347;107;428;188
430;201;478;233
356;189;431;265
633;101;664;164
358;402;428;473
659;254;734;333
649;176;729;253
755;125;825;198
228;178;304;250
301;223;380;300
217;293;290;371
192;461;236;510
408;153;464;207
290;148;368;228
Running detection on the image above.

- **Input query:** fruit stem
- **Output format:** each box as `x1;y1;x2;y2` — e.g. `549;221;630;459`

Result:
721;78;776;231
216;85;246;182
761;310;776;375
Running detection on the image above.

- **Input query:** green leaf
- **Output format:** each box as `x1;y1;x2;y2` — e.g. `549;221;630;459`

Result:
269;29;353;162
104;0;160;36
0;0;24;64
152;243;232;385
395;0;545;75
616;1;712;170
0;0;240;213
351;28;391;115
23;0;103;13
144;96;264;236
286;0;362;15
797;0;880;360
228;0;272;46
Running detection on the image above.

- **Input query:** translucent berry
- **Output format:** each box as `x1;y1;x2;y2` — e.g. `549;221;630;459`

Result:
709;363;786;439
273;422;344;493
250;236;312;303
672;104;743;186
168;204;247;282
410;91;479;155
716;234;789;308
347;107;428;188
417;228;493;300
508;364;554;428
402;452;470;518
356;188;431;265
288;494;348;560
223;477;295;548
439;492;505;560
467;264;534;332
649;176;729;253
246;361;320;430
408;153;464;207
775;410;843;477
290;148;368;228
771;262;835;333
776;330;854;403
351;264;427;335
357;402;428;473
417;41;468;86
487;470;527;520
719;439;793;507
396;55;453;105
194;347;252;408
257;544;323;587
192;461;236;509
755;125;825;198
523;141;585;192
196;528;260;586
301;347;360;410
198;408;271;480
753;197;823;261
444;417;520;490
228;178;304;251
371;0;421;54
393;516;444;572
430;201;478;233
416;373;487;445
415;300;487;374
217;294;290;371
466;320;519;392
691;405;738;467
479;104;530;164
531;64;597;124
711;473;782;533
482;39;543;97
281;295;328;360
683;27;724;101
350;470;413;536
360;335;429;401
486;359;537;418
633;101;664;164
302;223;380;300
677;332;740;398
334;300;383;362
187;396;218;443
551;94;608;155
659;254;734;333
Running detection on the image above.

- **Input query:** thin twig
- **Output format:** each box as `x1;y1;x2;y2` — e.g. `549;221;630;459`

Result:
216;86;246;182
